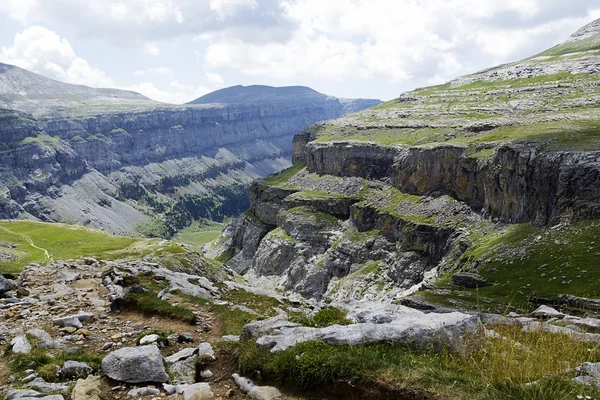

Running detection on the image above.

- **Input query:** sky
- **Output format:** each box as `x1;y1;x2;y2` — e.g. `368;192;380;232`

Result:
0;1;599;104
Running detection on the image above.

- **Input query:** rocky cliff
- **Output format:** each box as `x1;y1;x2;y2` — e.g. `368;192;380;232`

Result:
0;72;380;234
215;19;600;311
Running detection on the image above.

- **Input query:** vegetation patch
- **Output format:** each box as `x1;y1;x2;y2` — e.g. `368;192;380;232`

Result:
8;348;104;381
231;324;600;399
123;291;197;324
262;162;306;187
289;307;352;328
421;219;600;313
0;221;140;273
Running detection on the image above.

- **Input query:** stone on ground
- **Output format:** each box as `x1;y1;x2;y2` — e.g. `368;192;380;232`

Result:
6;389;64;400
183;383;214;400
101;345;169;383
127;387;160;397
61;361;93;379
11;335;31;354
71;375;102;400
530;305;565;318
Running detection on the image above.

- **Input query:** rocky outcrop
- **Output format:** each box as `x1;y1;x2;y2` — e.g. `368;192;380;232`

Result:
304;141;600;226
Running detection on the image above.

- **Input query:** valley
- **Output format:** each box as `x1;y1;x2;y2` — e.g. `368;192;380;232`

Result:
2;13;600;400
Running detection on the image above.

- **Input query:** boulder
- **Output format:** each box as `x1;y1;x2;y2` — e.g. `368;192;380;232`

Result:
451;272;490;288
71;375;102;400
253;311;479;352
530;305;564;318
183;383;214;400
101;345;169;383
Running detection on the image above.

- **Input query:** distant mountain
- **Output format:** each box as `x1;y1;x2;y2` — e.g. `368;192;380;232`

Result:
0;64;381;235
190;85;334;104
0;63;157;117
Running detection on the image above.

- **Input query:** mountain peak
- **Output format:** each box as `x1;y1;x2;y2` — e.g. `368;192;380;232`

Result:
187;85;325;105
568;18;600;42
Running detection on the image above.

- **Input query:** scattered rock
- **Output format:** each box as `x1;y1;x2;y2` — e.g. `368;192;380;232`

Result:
101;345;169;383
26;377;69;394
139;334;159;345
165;347;197;364
248;386;282;400
52;316;83;329
178;333;194;343
11;335;31;354
61;361;93;379
200;370;213;379
183;383;214;400
530;305;564;318
232;374;281;400
6;389;64;400
170;356;197;384
127;387;160;397
197;342;215;359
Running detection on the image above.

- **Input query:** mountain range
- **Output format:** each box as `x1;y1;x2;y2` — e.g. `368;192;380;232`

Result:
0;67;380;235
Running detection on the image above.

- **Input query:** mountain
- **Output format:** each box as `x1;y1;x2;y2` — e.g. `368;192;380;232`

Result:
0;62;158;117
0;68;381;235
188;84;379;113
215;19;600;311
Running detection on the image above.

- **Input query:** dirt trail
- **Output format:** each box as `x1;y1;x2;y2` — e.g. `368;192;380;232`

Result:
0;225;53;262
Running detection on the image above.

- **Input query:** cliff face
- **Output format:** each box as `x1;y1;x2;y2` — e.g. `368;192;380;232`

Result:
215;19;600;310
0;75;380;234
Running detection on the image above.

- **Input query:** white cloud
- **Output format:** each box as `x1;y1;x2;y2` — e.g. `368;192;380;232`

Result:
143;42;161;56
209;0;257;19
202;0;600;89
0;26;114;87
0;0;37;23
206;72;224;85
134;67;173;76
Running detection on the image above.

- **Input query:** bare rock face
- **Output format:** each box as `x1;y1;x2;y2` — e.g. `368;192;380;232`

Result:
101;345;169;384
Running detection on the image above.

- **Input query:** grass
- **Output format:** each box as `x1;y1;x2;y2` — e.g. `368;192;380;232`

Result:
262;162;306;187
231;323;600;399
123;291;197;324
173;220;229;247
183;288;282;335
0;221;140;273
420;219;600;313
7;348;104;381
289;307;352;328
